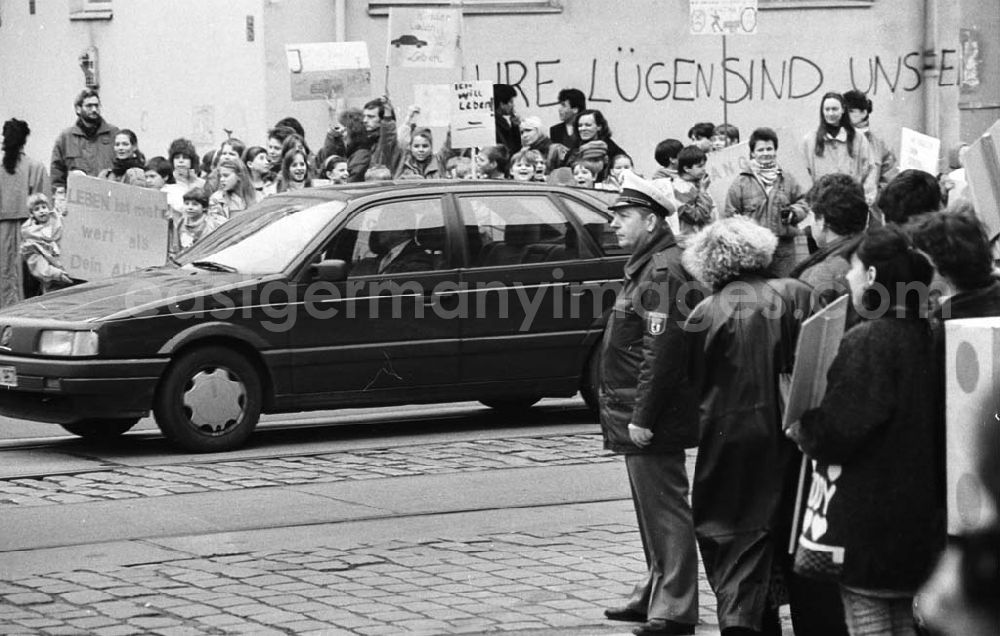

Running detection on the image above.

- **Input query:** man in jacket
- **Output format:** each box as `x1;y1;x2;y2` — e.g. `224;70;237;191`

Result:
50;89;118;190
600;171;703;636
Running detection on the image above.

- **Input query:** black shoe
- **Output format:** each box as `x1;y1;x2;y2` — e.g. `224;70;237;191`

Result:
604;606;647;622
632;618;696;636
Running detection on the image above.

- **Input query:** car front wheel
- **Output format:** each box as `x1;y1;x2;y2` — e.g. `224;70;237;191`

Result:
60;418;139;440
154;346;262;453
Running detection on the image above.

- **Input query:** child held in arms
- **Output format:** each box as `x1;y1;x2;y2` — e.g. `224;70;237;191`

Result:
21;193;73;293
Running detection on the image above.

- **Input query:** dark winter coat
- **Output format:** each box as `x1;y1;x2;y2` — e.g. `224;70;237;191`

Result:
796;315;946;593
599;228;705;455
50;118;118;189
685;275;813;630
722;169;808;238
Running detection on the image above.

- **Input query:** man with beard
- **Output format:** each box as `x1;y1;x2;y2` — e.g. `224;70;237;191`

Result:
50;89;118;190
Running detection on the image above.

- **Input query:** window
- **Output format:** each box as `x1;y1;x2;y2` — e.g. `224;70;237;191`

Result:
70;0;113;20
326;199;446;277
559;197;624;256
368;1;560;16
458;195;592;267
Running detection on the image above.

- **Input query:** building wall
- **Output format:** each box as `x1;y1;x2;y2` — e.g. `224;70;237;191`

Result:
0;0;966;179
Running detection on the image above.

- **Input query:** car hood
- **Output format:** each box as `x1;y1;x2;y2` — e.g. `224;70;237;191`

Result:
0;267;273;323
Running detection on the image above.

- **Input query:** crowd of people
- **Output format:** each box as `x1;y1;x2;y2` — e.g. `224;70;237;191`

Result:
0;83;997;636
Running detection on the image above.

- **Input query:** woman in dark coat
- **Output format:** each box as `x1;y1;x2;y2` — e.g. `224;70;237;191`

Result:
682;216;813;636
788;226;946;636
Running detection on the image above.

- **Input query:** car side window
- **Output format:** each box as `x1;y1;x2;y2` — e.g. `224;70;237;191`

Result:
559;197;625;256
325;198;447;276
458;195;591;267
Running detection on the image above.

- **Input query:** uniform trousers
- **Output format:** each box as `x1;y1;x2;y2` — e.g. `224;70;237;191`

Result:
623;451;699;624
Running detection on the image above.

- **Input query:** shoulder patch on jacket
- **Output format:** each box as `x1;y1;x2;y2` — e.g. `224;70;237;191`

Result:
646;311;667;335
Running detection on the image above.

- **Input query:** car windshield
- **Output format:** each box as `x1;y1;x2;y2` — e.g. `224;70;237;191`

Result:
175;197;347;275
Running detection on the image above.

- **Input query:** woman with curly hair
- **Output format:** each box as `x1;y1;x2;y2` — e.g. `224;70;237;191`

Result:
682;216;813;636
1;118;50;307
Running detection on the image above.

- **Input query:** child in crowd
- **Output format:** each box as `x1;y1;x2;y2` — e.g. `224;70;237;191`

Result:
447;156;473;180
209;157;256;220
174;187;223;253
364;164;392;181
602;153;635;190
712;124;740;151
476;146;509;179
510;149;544;182
277;149;312;192
244;146;276;199
688;122;715;152
674;145;716;235
652;138;683;180
21;193;73;293
144;156;172;190
322;155;350;184
572;158;602;189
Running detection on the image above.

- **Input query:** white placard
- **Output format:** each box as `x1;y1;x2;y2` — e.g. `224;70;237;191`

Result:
964;118;1000;239
413;84;453;127
899;127;941;175
706;141;750;209
450;81;495;149
285;41;372;102
690;0;758;35
387;8;462;69
62;173;170;280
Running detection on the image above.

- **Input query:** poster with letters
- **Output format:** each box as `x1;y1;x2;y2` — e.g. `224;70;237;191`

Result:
899;127;941;175
62;173;170;280
450;81;495;149
286;41;372;102
387;8;462;69
706;142;750;209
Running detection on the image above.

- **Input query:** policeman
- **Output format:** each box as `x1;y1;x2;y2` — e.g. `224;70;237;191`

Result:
600;170;703;636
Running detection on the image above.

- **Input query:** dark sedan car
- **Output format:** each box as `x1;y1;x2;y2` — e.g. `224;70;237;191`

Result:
0;181;627;452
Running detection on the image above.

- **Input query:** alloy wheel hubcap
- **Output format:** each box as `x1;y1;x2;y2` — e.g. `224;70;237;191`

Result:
182;367;246;434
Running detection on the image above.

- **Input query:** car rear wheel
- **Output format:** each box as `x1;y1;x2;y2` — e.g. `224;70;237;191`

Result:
480;397;541;413
154;346;262;453
60;418;139;440
579;344;602;419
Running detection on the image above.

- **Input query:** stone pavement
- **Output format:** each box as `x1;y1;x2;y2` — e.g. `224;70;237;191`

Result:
1;432;792;635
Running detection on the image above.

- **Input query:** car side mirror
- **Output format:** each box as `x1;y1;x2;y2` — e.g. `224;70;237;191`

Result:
313;259;349;282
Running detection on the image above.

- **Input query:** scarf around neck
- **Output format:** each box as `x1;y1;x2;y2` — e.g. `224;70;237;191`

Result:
75;115;102;138
750;157;779;188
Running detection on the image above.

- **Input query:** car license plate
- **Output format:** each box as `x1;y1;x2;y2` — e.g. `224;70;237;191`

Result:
0;365;16;388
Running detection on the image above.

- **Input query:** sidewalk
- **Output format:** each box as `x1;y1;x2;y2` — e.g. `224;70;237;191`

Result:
0;433;787;635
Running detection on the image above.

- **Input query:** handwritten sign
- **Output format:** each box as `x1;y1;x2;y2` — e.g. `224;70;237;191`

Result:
387;8;462;69
286;41;371;102
899;127;941;175
62;174;170;280
450;81;495;149
706;141;750;208
964;118;1000;239
413;84;452;127
690;0;758;35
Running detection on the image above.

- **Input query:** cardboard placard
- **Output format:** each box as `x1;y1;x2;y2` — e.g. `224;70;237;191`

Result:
387;7;462;69
62;173;170;280
899;127;941;175
690;0;758;35
964;118;1000;239
782;294;849;430
286;41;372;102
706;142;750;210
412;84;452;127
450;81;495;149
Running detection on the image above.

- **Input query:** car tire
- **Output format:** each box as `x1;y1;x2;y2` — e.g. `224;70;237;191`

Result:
60;418;139;440
153;346;262;453
580;345;602;419
480;397;541;413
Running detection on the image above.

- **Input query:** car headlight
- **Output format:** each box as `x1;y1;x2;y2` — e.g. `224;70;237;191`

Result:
37;330;99;356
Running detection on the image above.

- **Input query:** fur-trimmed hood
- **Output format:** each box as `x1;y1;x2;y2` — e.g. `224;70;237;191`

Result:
681;216;778;291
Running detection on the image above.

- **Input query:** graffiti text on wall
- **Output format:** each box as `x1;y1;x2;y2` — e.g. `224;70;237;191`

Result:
474;48;960;107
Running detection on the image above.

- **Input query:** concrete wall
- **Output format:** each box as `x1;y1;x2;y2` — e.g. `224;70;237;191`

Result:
0;0;966;178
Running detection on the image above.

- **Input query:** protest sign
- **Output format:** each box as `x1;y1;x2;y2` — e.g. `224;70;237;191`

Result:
705;142;750;209
690;0;758;35
782;294;848;430
62;173;170;280
387;7;462;69
944;318;1000;533
286;41;371;102
964;118;1000;239
899;127;941;175
413;84;452;127
450;81;495;149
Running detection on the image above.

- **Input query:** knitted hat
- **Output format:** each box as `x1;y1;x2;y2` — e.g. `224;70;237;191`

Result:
579;140;608;162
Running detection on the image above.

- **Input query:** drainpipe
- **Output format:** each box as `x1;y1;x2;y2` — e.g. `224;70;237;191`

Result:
334;0;346;42
922;0;940;137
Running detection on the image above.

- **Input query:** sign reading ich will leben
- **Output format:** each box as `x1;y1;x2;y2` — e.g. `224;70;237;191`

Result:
62;173;170;280
286;41;372;102
450;81;496;149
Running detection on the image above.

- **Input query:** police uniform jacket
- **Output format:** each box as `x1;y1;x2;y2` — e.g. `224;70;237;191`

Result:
599;227;704;454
